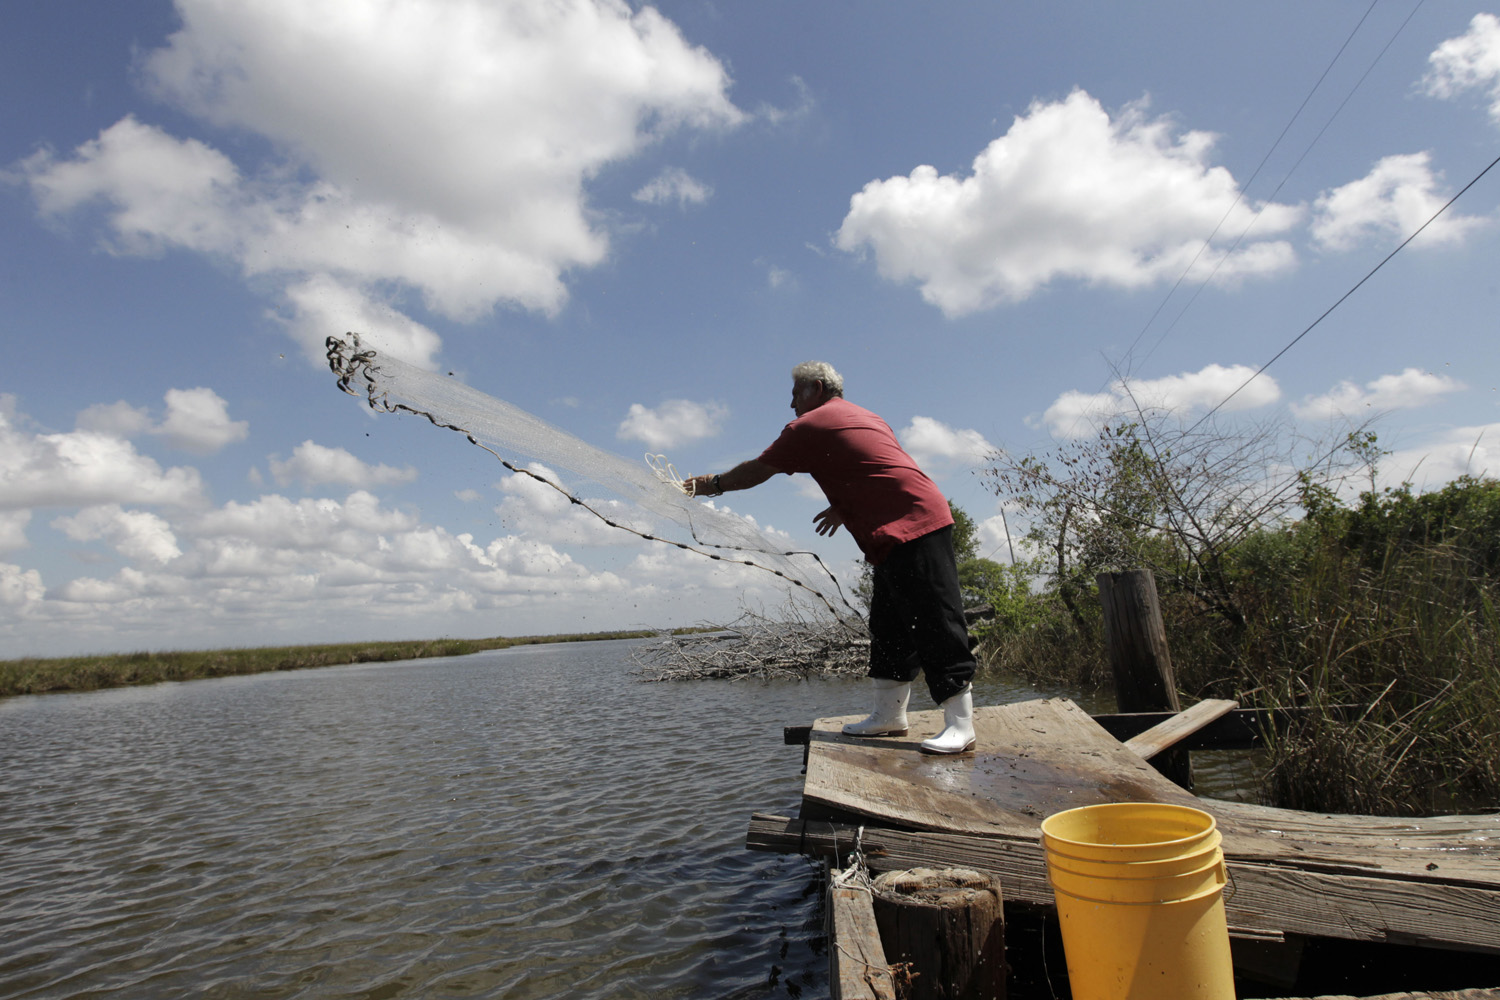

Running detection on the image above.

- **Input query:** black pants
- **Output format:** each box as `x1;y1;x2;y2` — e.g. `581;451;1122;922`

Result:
867;524;975;705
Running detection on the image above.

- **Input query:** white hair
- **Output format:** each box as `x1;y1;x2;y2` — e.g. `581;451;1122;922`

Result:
791;360;844;396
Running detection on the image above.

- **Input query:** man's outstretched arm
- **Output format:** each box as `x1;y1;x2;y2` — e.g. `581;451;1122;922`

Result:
683;459;778;497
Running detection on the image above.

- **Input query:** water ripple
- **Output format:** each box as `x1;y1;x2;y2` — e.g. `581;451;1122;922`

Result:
0;641;848;999
3;643;1251;999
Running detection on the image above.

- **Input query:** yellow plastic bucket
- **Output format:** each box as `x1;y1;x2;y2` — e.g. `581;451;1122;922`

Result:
1041;803;1236;1000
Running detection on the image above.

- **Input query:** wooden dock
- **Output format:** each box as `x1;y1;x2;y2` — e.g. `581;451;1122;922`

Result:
747;697;1500;997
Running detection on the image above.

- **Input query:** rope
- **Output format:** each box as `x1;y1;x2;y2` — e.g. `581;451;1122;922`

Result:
826;825;894;983
645;453;691;495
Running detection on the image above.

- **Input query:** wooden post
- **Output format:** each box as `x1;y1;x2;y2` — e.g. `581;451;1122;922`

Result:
870;868;1005;1000
1096;569;1192;788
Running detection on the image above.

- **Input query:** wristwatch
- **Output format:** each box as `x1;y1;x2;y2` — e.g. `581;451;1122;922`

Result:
712;474;723;495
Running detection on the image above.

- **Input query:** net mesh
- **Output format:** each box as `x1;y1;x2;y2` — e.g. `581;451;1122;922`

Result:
326;334;860;618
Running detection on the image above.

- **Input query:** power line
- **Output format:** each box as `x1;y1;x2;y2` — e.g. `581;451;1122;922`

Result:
1119;0;1386;373
1058;2;1392;442
1135;0;1429;370
1184;150;1500;435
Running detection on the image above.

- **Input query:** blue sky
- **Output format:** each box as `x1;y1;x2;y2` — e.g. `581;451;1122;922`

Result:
3;1;1499;656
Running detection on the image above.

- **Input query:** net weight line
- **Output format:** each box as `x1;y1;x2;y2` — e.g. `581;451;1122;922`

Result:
327;334;862;620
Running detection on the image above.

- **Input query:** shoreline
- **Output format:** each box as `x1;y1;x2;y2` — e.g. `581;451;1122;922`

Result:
0;629;703;699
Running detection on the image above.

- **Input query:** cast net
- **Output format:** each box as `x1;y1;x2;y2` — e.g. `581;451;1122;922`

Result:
326;334;860;619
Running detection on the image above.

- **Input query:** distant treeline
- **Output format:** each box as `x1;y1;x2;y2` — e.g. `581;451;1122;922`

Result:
0;630;696;699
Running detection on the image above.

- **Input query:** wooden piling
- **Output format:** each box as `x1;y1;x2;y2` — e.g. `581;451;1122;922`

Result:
1097;568;1192;788
869;868;1006;1000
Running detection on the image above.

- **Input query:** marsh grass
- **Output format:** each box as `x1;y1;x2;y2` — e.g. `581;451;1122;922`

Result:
1239;538;1500;815
0;630;677;699
977;477;1500;816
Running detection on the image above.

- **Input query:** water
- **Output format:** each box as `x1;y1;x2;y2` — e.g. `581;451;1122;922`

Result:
0;640;1255;999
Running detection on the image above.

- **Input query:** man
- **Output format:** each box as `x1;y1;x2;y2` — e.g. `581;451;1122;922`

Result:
684;361;976;754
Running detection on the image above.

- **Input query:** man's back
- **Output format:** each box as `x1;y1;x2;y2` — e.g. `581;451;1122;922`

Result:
759;397;951;562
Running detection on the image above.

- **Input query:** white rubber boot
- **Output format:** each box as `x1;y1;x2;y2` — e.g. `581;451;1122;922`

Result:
920;685;975;754
842;679;912;737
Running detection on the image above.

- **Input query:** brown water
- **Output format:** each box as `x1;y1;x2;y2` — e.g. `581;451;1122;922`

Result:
0;638;1256;999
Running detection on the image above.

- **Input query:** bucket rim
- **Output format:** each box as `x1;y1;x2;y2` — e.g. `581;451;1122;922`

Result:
1040;802;1218;853
1043;829;1223;870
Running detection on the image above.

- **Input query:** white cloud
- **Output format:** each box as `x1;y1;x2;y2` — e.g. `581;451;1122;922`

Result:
0;402;206;511
977;508;1036;565
793;477;827;501
617;398;729;450
1423;13;1500;125
1385;422;1500;490
70;389;248;454
0;511;31;554
75;401;154;438
493;465;643;547
19;115;243;256
753;256;795;290
279;274;443;368
898;416;995;472
154;387;249;454
1036;363;1280;438
633;166;712;207
1310;153;1489;252
0;563;45;609
8;487;634;647
189;491;417;553
15;0;744;345
1292;368;1466;421
835;90;1299;316
0;455;801;653
268;440;419;489
53;505;183;565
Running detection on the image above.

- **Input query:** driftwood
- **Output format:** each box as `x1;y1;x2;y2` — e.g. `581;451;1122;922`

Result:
632;609;870;681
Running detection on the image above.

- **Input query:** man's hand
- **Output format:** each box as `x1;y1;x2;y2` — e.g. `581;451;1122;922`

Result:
682;474;718;496
813;506;844;537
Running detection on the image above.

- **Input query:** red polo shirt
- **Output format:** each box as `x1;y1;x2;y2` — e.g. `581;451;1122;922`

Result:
759;397;952;564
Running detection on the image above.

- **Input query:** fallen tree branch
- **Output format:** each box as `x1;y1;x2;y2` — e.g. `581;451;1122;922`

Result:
632;607;870;681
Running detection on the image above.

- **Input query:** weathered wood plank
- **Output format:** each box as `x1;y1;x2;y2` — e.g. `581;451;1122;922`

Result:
1092;704;1369;749
828;870;897;1000
802;699;1200;838
801;698;1500;878
749;814;1500;955
801;704;1368;752
1210;799;1500;883
1123;698;1239;759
